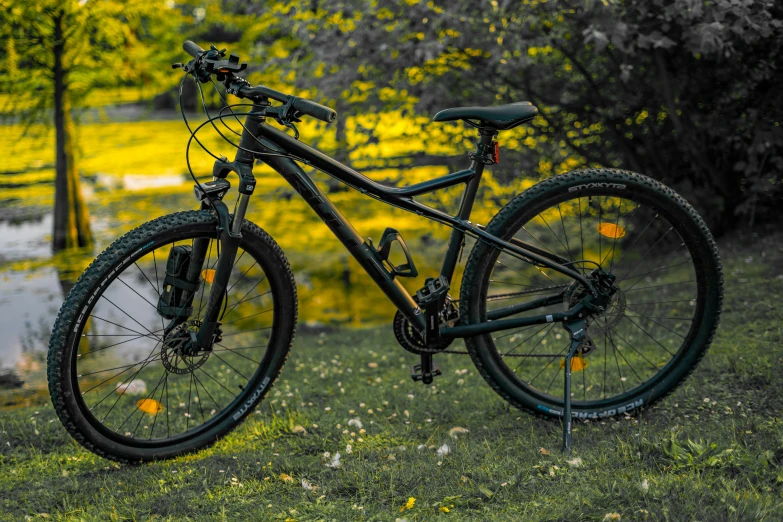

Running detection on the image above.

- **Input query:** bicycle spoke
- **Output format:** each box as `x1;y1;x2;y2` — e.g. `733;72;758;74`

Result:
606;330;643;385
116;277;160;311
223;308;272;325
621;315;676;355
80;328;164;356
556;203;573;263
210;350;251;381
134;262;161;298
99;294;162;340
214;343;262;365
624;308;686;340
89;315;161;340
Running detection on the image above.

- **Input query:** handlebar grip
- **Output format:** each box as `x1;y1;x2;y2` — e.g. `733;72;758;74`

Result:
291;98;337;123
183;40;205;58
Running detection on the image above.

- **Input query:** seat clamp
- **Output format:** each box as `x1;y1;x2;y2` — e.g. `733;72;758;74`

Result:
469;141;498;165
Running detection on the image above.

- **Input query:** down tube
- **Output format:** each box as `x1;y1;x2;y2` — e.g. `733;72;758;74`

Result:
259;154;426;330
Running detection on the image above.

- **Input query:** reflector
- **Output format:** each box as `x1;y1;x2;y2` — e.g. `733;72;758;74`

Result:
560;355;588;372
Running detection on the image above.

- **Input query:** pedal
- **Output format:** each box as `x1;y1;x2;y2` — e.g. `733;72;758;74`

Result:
416;275;450;345
410;363;441;384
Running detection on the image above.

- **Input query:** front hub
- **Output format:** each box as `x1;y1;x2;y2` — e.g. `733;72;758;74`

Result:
161;319;220;374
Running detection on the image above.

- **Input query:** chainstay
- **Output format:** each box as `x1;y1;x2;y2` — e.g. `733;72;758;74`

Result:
436;349;564;357
408;284;570;355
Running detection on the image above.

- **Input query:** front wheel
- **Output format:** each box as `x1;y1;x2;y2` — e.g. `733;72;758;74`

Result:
460;169;722;420
47;210;297;462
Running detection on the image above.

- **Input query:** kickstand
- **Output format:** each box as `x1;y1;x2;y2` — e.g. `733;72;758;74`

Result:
562;319;586;453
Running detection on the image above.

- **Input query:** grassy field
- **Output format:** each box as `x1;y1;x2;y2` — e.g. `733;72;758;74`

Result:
1;232;782;521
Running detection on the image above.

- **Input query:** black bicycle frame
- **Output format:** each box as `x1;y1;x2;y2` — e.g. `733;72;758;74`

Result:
202;107;597;339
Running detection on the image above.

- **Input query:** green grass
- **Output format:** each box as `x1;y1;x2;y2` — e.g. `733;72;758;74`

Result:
1;234;783;521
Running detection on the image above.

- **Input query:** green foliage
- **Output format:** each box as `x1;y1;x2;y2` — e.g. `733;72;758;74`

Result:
0;0;183;120
246;0;783;233
656;434;738;471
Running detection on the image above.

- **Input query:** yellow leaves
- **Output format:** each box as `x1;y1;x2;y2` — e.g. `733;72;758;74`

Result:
376;7;394;20
539;447;551;455
279;473;294;483
597;222;626;239
399;496;416;512
406;66;424;85
528;45;554;57
291;425;307;435
603;514;621;521
136;398;163;414
439;506;450;512
201;269;215;283
439;28;460;39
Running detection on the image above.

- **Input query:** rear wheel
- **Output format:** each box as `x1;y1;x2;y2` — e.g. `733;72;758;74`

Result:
460;169;722;419
48;210;297;462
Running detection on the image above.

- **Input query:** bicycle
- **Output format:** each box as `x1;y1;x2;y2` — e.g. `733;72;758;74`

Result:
47;41;723;462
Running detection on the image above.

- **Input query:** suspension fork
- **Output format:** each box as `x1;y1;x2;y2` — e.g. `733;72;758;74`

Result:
190;107;261;350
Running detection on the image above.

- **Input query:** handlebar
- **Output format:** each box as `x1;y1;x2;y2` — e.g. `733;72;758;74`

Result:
183;40;204;59
181;40;337;124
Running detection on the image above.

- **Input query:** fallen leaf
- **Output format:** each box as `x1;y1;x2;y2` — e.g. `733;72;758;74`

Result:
539;447;550;455
448;426;470;439
567;457;583;467
291;425;307;435
279;473;294;483
603;514;621;521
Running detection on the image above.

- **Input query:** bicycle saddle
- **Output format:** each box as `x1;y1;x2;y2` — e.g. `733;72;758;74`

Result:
433;102;538;130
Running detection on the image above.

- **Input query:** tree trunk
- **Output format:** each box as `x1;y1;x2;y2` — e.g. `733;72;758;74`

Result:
52;11;92;252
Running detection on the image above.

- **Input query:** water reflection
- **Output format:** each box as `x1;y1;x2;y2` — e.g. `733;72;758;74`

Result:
0;188;461;398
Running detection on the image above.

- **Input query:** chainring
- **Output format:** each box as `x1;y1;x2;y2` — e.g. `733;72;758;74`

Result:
393;298;458;354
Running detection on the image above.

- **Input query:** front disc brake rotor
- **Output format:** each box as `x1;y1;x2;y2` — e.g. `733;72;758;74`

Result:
161;320;211;374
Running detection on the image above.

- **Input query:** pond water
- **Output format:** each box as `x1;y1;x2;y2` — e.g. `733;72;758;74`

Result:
0;173;493;403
